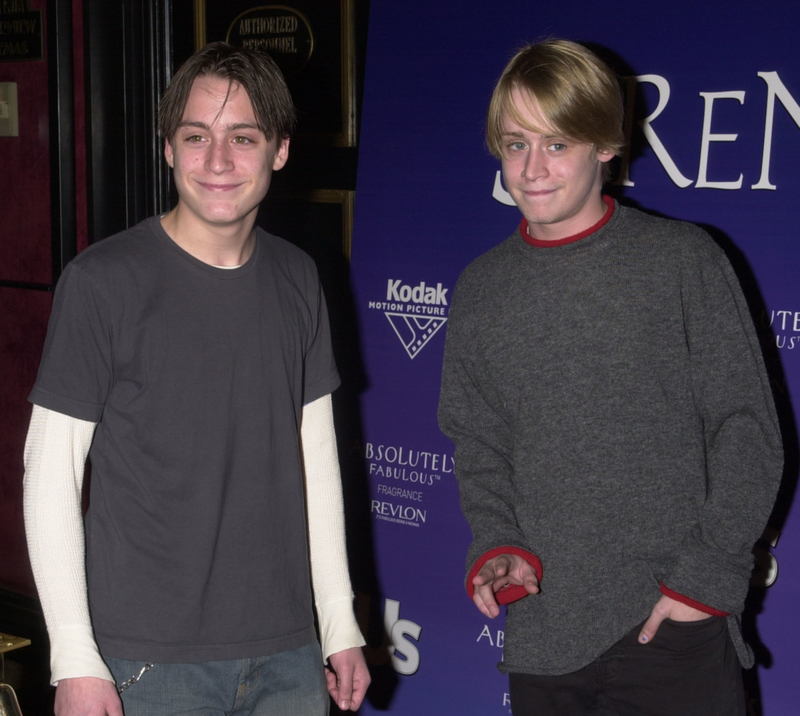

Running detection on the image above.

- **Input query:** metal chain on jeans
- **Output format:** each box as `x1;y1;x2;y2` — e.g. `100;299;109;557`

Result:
117;662;154;693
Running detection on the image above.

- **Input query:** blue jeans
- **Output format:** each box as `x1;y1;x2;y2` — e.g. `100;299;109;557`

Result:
105;642;328;716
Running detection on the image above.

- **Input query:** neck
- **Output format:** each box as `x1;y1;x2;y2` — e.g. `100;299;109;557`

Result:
522;195;614;248
531;193;608;243
160;205;257;266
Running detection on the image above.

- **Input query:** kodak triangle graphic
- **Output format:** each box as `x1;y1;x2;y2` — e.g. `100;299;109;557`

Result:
384;312;447;359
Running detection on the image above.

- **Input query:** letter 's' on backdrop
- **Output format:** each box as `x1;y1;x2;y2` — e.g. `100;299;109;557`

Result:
347;1;799;712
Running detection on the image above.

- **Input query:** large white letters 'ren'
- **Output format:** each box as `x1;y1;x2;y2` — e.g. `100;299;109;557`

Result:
752;71;800;190
697;91;745;189
618;75;693;189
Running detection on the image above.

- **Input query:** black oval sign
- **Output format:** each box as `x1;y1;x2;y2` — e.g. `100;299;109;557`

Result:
226;5;313;77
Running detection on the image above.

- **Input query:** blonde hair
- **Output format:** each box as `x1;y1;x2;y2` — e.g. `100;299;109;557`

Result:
487;40;625;178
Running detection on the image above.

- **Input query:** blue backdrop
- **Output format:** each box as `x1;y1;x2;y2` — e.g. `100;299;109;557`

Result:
348;2;800;713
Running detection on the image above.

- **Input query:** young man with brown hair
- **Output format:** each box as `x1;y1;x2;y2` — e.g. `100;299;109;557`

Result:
24;42;369;716
439;39;782;715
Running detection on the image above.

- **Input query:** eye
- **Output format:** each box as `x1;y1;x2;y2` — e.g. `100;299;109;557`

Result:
232;135;255;145
548;142;567;152
185;134;205;143
506;141;526;152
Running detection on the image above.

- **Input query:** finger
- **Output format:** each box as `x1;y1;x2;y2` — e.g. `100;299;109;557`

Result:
521;563;540;593
493;557;510;577
472;591;493;618
472;570;492;587
523;574;540;595
324;667;339;700
473;584;500;618
473;561;499;586
349;670;370;711
638;611;665;644
335;664;355;711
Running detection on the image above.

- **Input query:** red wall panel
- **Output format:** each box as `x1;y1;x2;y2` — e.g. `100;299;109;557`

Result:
0;0;52;286
0;0;86;595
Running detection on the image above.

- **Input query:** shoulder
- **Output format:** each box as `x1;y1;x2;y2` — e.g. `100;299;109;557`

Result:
610;204;734;285
56;217;163;298
443;231;520;344
453;230;520;300
256;229;317;269
66;217;163;278
255;228;323;298
616;204;721;258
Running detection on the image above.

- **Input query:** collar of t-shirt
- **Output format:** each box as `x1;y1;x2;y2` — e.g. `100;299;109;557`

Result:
520;195;615;248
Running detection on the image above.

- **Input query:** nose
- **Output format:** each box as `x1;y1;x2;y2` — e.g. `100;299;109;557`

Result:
521;148;548;181
206;138;234;174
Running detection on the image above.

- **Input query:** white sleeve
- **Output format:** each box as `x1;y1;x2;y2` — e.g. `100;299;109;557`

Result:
300;394;366;662
23;404;114;685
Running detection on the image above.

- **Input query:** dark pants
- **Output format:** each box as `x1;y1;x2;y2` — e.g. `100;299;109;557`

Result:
509;617;745;716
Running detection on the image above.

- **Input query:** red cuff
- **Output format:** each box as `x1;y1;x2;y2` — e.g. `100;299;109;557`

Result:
659;583;729;617
467;546;543;606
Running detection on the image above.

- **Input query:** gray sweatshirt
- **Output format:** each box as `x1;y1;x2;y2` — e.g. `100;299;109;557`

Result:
438;202;783;675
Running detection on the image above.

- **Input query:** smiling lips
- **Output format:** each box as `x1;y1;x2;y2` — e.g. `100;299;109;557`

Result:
197;181;244;192
520;187;557;197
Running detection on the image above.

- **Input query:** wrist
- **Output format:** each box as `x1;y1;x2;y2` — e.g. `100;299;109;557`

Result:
468;546;543;604
659;583;729;617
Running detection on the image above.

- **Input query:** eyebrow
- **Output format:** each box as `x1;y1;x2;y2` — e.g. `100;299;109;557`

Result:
178;120;261;132
501;129;565;140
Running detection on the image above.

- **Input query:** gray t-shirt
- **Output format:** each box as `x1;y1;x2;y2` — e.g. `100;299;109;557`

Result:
31;216;340;662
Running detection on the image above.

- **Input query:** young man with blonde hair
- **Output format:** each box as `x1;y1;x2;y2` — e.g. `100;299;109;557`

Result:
439;39;782;715
24;42;369;716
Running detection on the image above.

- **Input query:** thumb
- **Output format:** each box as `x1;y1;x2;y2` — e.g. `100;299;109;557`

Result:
637;610;666;644
337;665;354;710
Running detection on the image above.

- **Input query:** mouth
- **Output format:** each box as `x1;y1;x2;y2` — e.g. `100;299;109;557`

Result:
197;181;243;192
520;187;557;197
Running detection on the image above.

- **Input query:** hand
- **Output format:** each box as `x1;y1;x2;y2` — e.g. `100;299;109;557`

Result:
638;594;712;644
54;676;123;716
326;646;370;711
472;553;539;619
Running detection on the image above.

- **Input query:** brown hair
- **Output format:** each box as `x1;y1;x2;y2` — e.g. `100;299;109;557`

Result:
158;42;296;142
487;39;624;177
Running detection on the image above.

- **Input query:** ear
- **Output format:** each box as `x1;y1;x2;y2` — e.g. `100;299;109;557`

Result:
596;147;615;164
272;136;290;171
164;140;175;168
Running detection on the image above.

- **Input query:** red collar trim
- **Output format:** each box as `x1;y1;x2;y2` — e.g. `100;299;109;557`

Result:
521;195;615;247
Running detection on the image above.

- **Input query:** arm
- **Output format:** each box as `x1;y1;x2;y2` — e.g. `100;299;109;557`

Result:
631;236;784;648
639;245;782;642
438;283;541;608
23;405;122;715
659;240;783;616
300;394;369;711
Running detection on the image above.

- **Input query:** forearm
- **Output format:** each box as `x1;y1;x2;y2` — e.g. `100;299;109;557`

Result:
455;437;534;570
668;247;783;612
300;395;365;661
439;368;534;577
23;405;113;685
442;394;531;555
